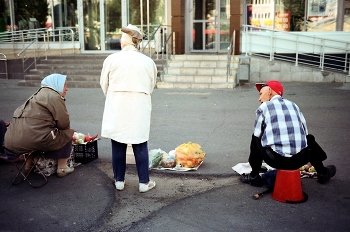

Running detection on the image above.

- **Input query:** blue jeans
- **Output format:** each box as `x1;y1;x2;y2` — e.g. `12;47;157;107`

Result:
111;140;149;183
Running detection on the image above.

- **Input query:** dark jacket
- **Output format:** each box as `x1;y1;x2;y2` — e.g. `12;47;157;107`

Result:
5;87;74;154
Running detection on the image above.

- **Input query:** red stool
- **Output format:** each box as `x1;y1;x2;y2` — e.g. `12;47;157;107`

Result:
271;169;308;203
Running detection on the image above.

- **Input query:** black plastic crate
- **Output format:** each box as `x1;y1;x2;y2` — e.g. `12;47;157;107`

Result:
73;140;98;164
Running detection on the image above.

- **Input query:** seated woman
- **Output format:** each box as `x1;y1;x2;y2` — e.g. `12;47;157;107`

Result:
4;74;75;177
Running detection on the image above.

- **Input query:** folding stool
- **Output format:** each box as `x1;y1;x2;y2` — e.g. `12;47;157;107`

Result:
11;150;48;188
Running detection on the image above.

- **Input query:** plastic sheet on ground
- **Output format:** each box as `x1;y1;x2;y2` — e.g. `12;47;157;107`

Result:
232;162;318;178
151;161;203;172
232;162;274;175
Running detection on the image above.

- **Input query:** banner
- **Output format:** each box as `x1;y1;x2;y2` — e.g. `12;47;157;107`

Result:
275;11;290;31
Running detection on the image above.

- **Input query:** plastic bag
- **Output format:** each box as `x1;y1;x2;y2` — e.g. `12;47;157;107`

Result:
175;142;205;168
149;149;167;168
160;150;176;168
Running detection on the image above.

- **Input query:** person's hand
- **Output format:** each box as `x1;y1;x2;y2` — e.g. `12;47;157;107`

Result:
5;122;10;127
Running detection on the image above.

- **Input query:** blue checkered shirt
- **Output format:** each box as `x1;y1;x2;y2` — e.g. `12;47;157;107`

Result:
253;95;308;157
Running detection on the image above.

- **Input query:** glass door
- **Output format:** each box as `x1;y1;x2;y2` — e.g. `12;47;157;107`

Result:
79;0;163;52
191;0;230;53
81;0;122;51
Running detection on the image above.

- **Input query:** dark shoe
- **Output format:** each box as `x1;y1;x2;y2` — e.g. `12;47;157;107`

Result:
317;165;336;184
240;174;264;187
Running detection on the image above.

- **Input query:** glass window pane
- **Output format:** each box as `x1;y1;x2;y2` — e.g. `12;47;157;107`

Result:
219;22;230;50
105;0;122;50
83;0;100;50
128;0;164;25
220;0;230;20
345;7;350;31
193;22;203;50
205;22;215;50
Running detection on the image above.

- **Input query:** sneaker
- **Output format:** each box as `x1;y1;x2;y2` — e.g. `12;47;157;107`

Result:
318;165;336;184
239;174;264;187
115;180;125;191
139;179;156;193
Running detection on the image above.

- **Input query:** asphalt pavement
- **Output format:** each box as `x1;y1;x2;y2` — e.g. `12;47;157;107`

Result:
1;79;350;232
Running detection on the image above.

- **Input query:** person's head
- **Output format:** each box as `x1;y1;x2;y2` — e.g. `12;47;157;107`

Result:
120;24;143;50
255;80;284;103
41;73;68;97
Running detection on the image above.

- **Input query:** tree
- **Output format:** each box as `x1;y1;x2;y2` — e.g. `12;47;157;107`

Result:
14;0;48;28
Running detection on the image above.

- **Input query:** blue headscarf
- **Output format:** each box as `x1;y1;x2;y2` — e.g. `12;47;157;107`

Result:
41;74;67;93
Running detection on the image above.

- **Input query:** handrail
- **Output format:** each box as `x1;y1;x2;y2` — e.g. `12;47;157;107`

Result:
140;24;175;60
0;53;8;79
141;24;161;56
242;25;350;76
17;39;37;57
139;24;175;81
0;27;78;78
227;30;236;83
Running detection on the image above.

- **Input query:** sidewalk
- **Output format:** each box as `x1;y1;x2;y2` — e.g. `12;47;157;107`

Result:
1;79;350;231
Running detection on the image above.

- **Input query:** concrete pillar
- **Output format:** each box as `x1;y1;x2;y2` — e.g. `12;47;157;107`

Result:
171;0;185;54
230;0;242;55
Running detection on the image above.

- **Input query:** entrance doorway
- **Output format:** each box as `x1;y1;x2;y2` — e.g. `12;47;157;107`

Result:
190;0;230;53
79;0;165;52
80;0;122;52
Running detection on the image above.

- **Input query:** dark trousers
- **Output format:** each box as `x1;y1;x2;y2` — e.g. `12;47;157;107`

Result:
249;134;327;177
0;120;6;147
111;140;149;183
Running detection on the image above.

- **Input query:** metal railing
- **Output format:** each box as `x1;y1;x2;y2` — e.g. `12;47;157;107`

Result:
141;24;175;60
0;27;78;78
227;30;236;84
140;25;175;81
242;25;350;76
0;53;8;79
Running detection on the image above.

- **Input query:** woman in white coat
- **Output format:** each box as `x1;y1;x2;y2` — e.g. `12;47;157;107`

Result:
100;24;157;193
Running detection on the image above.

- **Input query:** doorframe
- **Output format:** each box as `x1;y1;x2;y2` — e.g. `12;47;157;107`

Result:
78;0;128;53
186;0;227;54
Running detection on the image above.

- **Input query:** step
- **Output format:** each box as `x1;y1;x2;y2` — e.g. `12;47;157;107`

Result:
28;69;101;76
25;74;100;82
163;75;235;83
156;82;235;89
18;80;100;88
39;60;105;65
167;67;227;76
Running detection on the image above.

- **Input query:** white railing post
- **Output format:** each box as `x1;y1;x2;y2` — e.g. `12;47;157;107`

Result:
244;25;248;56
173;32;176;56
295;35;299;66
44;33;48;60
34;30;38;69
269;30;274;61
320;39;325;71
59;29;62;55
70;29;75;54
344;50;348;73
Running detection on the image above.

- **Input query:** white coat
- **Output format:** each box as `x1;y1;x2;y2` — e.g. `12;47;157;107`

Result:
100;47;157;144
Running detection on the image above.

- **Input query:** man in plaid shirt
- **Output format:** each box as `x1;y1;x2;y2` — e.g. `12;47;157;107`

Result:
240;80;336;187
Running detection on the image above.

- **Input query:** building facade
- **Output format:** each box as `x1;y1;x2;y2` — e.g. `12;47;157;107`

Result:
1;0;349;55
